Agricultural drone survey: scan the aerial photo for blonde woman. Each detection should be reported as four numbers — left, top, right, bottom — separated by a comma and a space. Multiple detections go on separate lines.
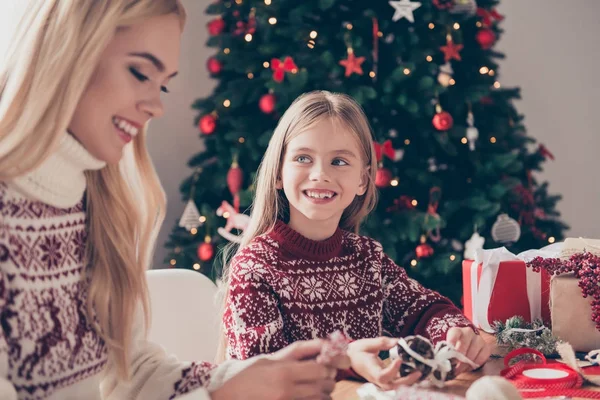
0, 2, 347, 400
221, 91, 491, 390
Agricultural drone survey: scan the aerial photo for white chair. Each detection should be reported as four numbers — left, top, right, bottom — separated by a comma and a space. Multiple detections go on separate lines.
146, 269, 220, 362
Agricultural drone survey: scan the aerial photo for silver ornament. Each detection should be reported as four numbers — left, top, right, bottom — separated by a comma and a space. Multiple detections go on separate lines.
466, 111, 479, 151
491, 214, 521, 244
437, 63, 454, 87
449, 0, 478, 16
179, 199, 201, 231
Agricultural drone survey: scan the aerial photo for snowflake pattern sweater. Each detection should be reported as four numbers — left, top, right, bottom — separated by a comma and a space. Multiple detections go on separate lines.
0, 133, 256, 400
224, 220, 474, 360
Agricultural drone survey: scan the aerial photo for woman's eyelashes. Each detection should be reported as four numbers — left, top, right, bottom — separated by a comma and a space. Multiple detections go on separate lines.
129, 67, 169, 93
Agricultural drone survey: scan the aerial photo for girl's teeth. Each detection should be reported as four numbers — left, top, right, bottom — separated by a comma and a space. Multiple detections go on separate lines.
307, 191, 333, 199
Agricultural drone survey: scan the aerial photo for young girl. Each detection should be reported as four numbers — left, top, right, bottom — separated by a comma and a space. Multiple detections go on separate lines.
0, 2, 347, 399
222, 91, 490, 390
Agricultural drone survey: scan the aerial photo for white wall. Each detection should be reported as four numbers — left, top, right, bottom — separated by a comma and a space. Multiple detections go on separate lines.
149, 0, 600, 267
496, 0, 600, 239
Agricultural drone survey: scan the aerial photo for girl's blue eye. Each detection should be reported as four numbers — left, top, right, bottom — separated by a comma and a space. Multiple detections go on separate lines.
296, 156, 311, 163
332, 158, 348, 166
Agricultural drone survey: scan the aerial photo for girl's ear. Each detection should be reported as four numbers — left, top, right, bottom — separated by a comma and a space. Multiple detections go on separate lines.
357, 166, 369, 196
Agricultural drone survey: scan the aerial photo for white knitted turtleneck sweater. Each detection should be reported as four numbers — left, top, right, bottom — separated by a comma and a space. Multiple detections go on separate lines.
10, 133, 106, 208
0, 134, 255, 400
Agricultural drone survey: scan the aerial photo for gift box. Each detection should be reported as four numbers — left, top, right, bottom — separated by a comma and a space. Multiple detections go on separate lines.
550, 238, 600, 352
462, 245, 559, 333
551, 273, 600, 352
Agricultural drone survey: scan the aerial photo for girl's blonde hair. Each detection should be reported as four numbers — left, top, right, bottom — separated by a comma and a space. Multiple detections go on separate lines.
217, 90, 378, 361
0, 0, 185, 379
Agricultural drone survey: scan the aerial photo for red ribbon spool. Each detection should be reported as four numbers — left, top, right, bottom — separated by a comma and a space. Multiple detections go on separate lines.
501, 348, 581, 389
499, 348, 600, 399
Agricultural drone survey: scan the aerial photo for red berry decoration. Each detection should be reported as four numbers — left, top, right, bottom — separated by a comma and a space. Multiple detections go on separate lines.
207, 57, 223, 75
375, 168, 393, 188
207, 18, 225, 36
386, 196, 416, 212
433, 0, 454, 10
433, 111, 454, 131
480, 96, 494, 105
199, 114, 217, 135
416, 243, 434, 259
198, 239, 214, 261
259, 93, 276, 114
476, 29, 496, 50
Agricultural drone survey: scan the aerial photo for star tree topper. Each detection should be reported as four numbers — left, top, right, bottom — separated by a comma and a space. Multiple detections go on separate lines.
389, 0, 422, 23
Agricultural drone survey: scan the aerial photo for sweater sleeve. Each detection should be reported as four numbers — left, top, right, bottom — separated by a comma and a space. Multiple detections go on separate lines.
0, 256, 18, 400
223, 250, 289, 359
379, 248, 475, 344
100, 308, 260, 400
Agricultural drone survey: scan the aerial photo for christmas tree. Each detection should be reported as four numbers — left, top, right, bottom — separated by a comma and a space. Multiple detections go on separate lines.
164, 0, 568, 304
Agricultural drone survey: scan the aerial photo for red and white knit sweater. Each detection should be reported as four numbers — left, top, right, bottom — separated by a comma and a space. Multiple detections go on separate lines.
224, 220, 474, 360
0, 134, 255, 400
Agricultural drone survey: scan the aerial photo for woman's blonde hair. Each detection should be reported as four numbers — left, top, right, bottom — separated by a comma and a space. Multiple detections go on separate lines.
0, 0, 185, 379
216, 90, 378, 361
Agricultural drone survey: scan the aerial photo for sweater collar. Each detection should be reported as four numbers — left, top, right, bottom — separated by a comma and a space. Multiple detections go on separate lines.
10, 132, 106, 209
268, 219, 344, 261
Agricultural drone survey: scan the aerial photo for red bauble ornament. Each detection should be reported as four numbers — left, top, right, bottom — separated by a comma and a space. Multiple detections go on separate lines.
207, 18, 225, 36
227, 160, 244, 211
207, 57, 223, 75
433, 111, 454, 131
476, 29, 496, 50
198, 240, 214, 261
375, 168, 393, 188
199, 114, 217, 135
416, 243, 434, 259
259, 93, 276, 114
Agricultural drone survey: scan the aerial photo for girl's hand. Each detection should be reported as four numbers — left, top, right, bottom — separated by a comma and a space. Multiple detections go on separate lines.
347, 337, 422, 390
446, 327, 491, 375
